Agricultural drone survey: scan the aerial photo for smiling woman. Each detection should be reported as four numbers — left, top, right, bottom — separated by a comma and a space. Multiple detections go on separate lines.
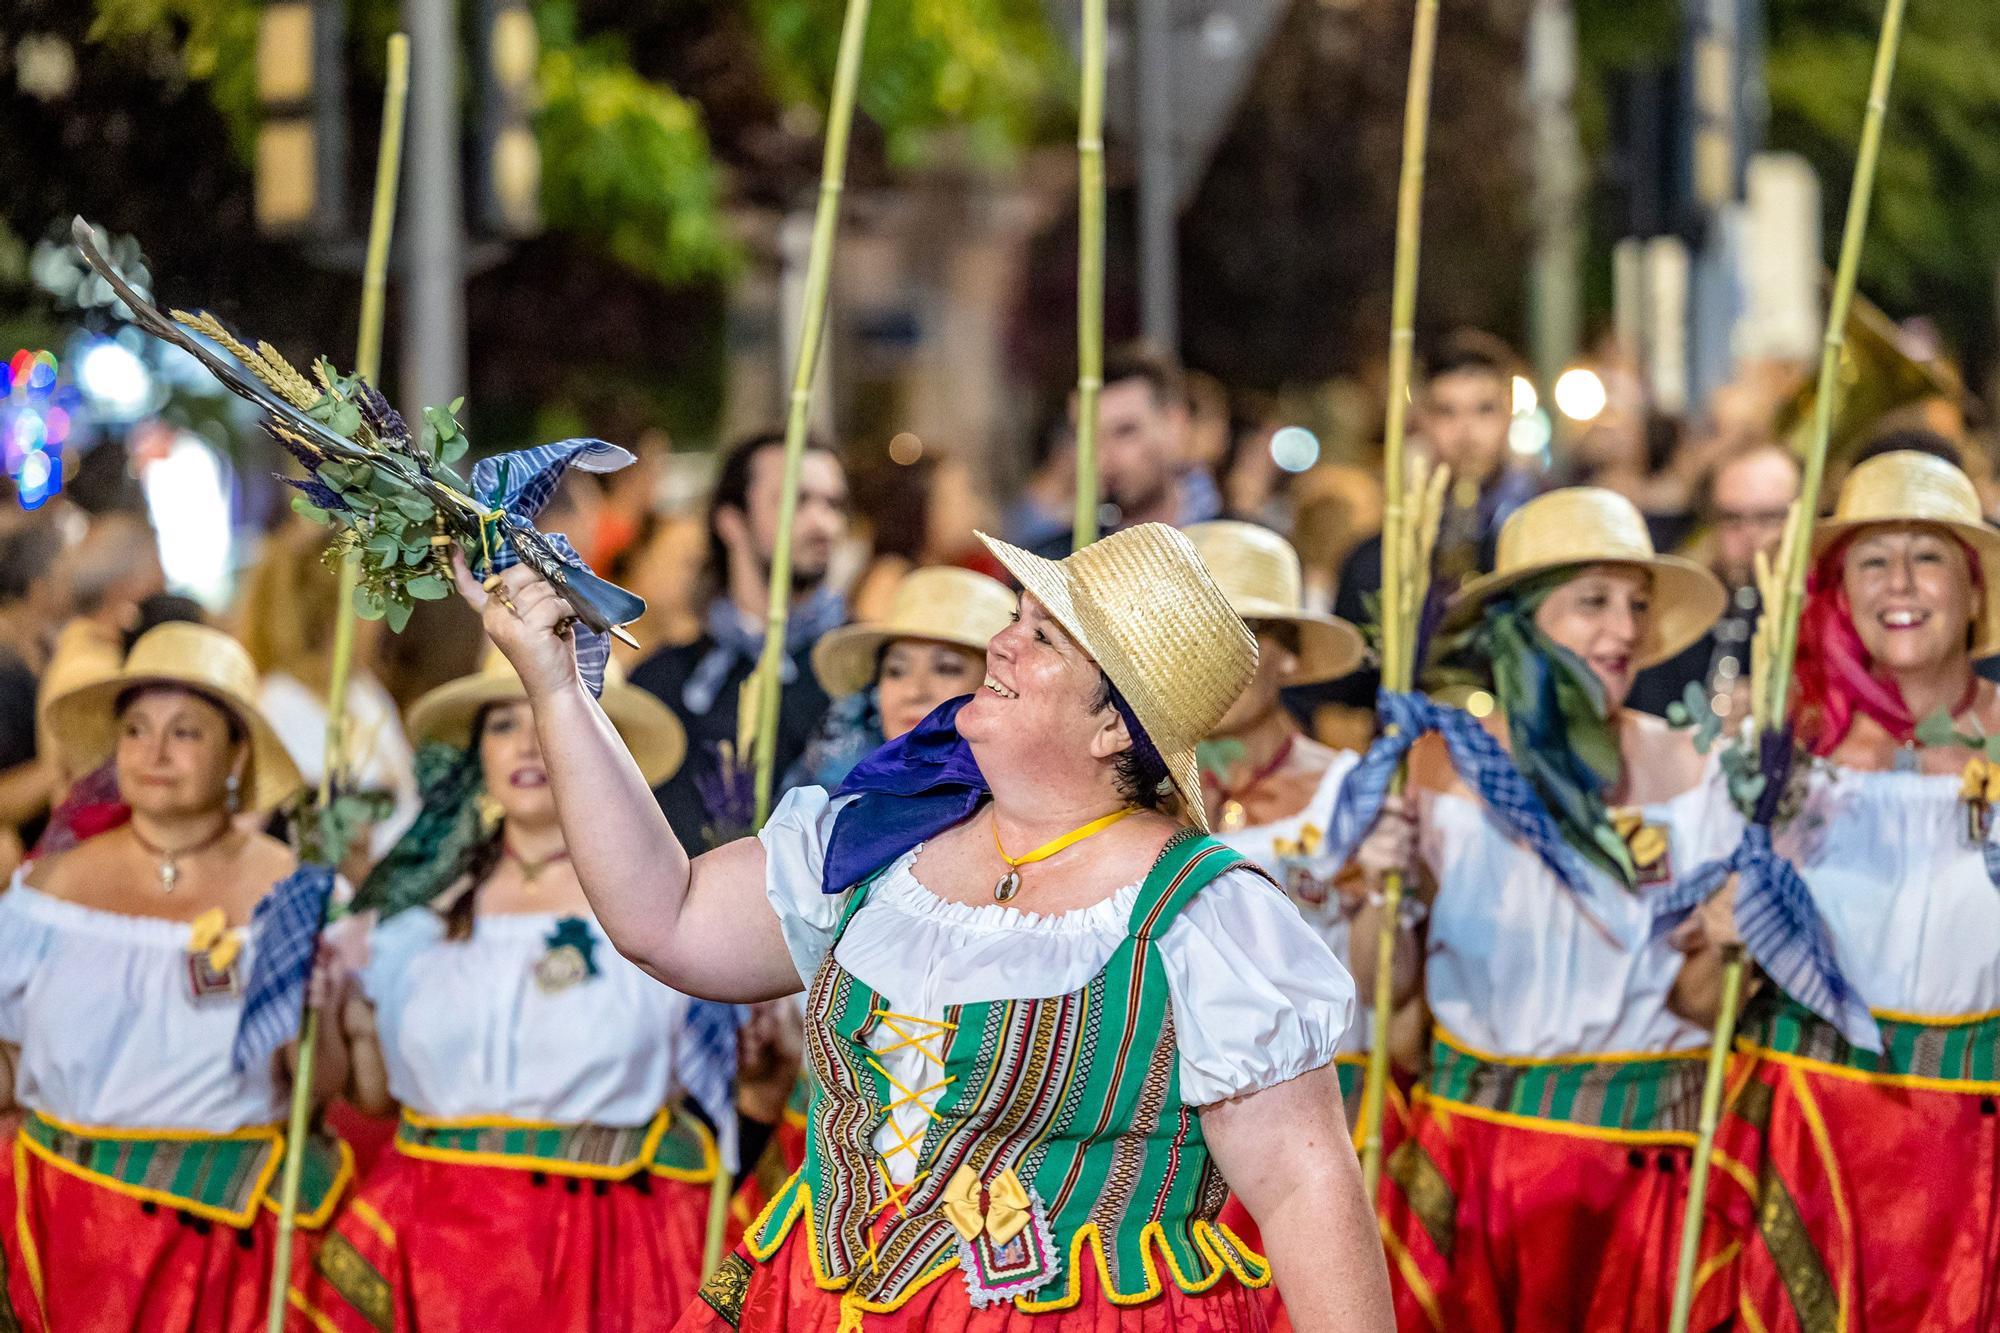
455, 522, 1394, 1333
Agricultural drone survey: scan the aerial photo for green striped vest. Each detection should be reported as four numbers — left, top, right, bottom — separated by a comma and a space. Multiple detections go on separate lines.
745, 831, 1272, 1312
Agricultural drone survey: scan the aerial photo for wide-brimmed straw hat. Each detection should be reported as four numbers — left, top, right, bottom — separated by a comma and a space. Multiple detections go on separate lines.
976, 523, 1257, 833
811, 566, 1015, 698
1815, 449, 2000, 658
1447, 487, 1726, 668
1184, 521, 1364, 683
408, 648, 686, 786
43, 622, 304, 811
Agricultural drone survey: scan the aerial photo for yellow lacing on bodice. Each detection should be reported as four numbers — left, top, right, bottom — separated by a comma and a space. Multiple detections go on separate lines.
860, 1008, 957, 1274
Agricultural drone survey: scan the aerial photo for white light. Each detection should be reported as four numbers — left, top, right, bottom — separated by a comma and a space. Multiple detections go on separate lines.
79, 339, 154, 421
1269, 426, 1320, 474
1511, 375, 1539, 417
17, 451, 50, 491
1509, 410, 1552, 457
142, 432, 233, 607
1554, 367, 1609, 422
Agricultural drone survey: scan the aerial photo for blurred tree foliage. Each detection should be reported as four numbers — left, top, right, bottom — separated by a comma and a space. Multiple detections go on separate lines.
87, 0, 1064, 290
1576, 0, 2000, 377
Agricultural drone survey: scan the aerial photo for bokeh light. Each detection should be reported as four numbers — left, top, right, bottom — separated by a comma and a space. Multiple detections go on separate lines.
142, 432, 234, 605
79, 338, 153, 421
1508, 409, 1553, 457
1269, 425, 1320, 474
888, 431, 923, 465
1511, 375, 1539, 417
1554, 367, 1609, 422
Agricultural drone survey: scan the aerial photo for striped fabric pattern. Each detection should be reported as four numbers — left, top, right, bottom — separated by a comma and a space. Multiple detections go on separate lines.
1742, 996, 2000, 1084
21, 1114, 346, 1225
1425, 1038, 1706, 1136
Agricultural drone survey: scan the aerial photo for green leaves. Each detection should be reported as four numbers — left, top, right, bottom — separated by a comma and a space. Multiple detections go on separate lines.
307, 393, 363, 439
290, 495, 329, 524
1664, 680, 1725, 755
1915, 707, 2000, 760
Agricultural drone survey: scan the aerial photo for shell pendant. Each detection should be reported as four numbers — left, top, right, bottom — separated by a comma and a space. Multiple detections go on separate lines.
993, 871, 1022, 903
158, 860, 180, 893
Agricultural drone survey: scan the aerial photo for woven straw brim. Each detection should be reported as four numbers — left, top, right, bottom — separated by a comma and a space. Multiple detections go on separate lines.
812, 627, 992, 699
408, 676, 687, 787
976, 531, 1256, 833
1812, 516, 2000, 660
45, 673, 303, 813
1232, 597, 1366, 683
1447, 553, 1727, 669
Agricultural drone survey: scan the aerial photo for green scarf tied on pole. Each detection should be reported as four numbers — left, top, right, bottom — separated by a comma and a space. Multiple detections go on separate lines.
1475, 570, 1638, 890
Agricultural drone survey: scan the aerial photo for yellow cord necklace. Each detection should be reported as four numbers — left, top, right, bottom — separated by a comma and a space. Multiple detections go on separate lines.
989, 805, 1138, 903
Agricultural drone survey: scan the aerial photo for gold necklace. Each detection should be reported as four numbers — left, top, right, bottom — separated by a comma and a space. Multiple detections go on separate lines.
129, 818, 233, 893
989, 806, 1139, 903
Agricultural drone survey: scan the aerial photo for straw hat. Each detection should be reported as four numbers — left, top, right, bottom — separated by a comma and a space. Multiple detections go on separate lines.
811, 566, 1015, 698
1814, 449, 2000, 658
407, 649, 686, 787
976, 523, 1257, 833
43, 622, 304, 811
1447, 487, 1726, 667
1184, 521, 1364, 683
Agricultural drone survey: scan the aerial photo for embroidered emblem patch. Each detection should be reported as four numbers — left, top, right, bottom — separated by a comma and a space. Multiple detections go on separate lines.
185, 908, 242, 1000
697, 1250, 754, 1328
1612, 810, 1674, 888
942, 1165, 1060, 1307
534, 916, 600, 994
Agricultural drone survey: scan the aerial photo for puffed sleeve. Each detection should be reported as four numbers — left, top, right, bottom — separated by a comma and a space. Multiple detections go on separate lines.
360, 908, 446, 1045
1158, 866, 1354, 1106
758, 785, 859, 985
0, 877, 54, 1046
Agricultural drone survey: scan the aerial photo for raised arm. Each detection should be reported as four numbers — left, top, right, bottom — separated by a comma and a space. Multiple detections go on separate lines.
455, 559, 802, 1001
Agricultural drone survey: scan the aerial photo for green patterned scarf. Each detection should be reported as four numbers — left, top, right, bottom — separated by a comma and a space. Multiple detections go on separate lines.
354, 742, 489, 920
1476, 572, 1638, 889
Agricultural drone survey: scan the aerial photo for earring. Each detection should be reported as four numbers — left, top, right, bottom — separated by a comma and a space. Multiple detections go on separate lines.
225, 772, 242, 813
474, 790, 504, 831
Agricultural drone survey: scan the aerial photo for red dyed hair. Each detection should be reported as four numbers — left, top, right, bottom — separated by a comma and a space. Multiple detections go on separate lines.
1792, 531, 1984, 755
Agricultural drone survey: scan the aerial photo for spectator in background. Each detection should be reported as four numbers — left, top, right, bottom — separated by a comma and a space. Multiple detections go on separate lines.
0, 524, 66, 876
1312, 332, 1537, 718
237, 521, 420, 873
1628, 442, 1802, 719
1029, 344, 1221, 557
629, 431, 850, 849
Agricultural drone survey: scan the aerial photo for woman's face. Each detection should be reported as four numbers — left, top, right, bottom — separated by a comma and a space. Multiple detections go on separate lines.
1210, 626, 1295, 736
478, 700, 557, 828
115, 687, 245, 819
1532, 564, 1653, 710
876, 638, 984, 742
956, 593, 1127, 770
1842, 523, 1977, 678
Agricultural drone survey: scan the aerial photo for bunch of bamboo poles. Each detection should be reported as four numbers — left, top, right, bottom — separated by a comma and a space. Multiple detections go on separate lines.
265, 33, 411, 1333
1665, 2, 1909, 1328
1356, 0, 1443, 1206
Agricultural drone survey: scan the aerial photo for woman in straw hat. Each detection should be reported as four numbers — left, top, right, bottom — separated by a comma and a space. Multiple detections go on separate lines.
794, 565, 1017, 788
0, 622, 349, 1333
453, 523, 1392, 1332
1674, 449, 2000, 1333
1353, 487, 1742, 1332
291, 650, 739, 1332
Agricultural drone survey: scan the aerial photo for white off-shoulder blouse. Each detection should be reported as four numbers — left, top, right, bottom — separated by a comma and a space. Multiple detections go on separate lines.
0, 877, 284, 1132
759, 786, 1355, 1185
363, 906, 693, 1127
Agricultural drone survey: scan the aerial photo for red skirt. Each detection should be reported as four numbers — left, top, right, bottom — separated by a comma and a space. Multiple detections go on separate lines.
1377, 1090, 1734, 1333
1, 1134, 316, 1333
1721, 1049, 2000, 1332
288, 1148, 713, 1332
674, 1226, 1273, 1333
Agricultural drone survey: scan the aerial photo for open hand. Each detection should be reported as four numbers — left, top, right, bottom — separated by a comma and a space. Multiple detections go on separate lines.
451, 551, 581, 702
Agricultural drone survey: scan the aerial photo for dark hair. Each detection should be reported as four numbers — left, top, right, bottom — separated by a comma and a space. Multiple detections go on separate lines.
127, 593, 208, 651
442, 702, 510, 942
1090, 672, 1170, 810
113, 683, 246, 746
704, 429, 837, 588
0, 524, 61, 605
1101, 343, 1184, 411
1248, 619, 1303, 658
1853, 427, 1963, 470
1423, 329, 1517, 386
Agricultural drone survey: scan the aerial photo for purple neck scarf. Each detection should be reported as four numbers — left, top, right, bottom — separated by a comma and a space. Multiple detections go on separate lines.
822, 696, 986, 894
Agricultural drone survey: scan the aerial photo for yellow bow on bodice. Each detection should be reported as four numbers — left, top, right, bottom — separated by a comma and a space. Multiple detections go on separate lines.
940, 1165, 1032, 1247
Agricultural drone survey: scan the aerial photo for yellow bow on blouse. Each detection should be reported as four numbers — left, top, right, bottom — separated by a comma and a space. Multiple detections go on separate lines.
1610, 810, 1668, 872
1272, 824, 1324, 862
187, 907, 242, 974
940, 1165, 1032, 1247
1962, 757, 2000, 805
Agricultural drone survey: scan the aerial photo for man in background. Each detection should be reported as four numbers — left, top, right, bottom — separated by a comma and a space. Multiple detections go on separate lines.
629, 431, 850, 849
1628, 442, 1801, 718
1029, 344, 1221, 557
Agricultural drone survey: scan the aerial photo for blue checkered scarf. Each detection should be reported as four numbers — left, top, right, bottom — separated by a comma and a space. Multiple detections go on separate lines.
471, 438, 633, 697
1323, 690, 1640, 951
231, 863, 338, 1072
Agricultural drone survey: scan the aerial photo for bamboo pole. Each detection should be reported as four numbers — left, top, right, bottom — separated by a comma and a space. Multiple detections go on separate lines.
267, 35, 410, 1332
748, 0, 872, 832
1071, 0, 1108, 550
1358, 0, 1441, 1206
1666, 3, 1907, 1327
